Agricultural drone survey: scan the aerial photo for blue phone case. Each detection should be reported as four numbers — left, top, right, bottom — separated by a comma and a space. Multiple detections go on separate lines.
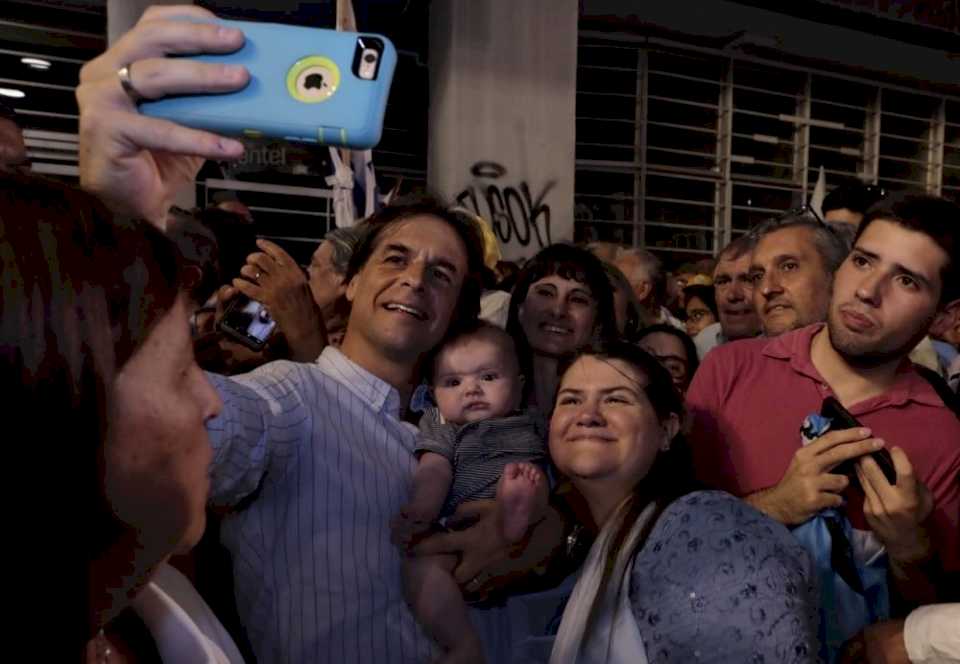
139, 19, 396, 149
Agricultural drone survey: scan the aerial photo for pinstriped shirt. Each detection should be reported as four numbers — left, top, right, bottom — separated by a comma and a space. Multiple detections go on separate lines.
205, 348, 439, 663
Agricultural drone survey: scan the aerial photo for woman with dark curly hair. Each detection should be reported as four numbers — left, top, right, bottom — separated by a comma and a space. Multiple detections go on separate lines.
506, 243, 618, 414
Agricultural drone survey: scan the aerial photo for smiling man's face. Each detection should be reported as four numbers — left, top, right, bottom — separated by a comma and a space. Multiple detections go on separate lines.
343, 215, 468, 365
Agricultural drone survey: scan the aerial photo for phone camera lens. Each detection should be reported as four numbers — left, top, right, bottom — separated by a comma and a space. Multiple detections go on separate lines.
358, 48, 380, 80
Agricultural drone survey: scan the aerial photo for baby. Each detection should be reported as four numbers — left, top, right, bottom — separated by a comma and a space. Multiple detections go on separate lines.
391, 322, 548, 664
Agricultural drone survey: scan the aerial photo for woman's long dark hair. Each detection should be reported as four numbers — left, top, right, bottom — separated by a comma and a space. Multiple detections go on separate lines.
554, 341, 695, 635
0, 173, 184, 656
506, 244, 618, 403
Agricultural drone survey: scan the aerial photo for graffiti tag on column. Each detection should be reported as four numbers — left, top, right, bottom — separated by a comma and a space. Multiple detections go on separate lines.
455, 161, 555, 249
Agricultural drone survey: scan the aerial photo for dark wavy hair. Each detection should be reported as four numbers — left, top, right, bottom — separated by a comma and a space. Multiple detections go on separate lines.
857, 192, 960, 306
506, 244, 618, 401
345, 192, 485, 338
0, 173, 185, 656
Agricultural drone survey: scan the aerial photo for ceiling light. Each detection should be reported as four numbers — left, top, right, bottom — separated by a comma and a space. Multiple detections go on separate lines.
21, 57, 51, 70
0, 88, 25, 99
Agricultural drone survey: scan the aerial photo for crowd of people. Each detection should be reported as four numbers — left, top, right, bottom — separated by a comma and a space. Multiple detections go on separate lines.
2, 5, 959, 664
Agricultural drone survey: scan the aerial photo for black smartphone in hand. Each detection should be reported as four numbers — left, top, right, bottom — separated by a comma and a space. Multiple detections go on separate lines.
218, 294, 277, 351
820, 396, 897, 485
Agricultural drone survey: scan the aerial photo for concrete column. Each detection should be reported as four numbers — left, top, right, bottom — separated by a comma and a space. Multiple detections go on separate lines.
108, 0, 189, 45
427, 0, 578, 260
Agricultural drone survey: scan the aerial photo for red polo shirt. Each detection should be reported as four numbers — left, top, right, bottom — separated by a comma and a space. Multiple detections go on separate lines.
687, 323, 960, 571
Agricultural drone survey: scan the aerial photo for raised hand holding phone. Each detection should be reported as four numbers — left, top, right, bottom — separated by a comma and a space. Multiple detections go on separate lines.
231, 239, 326, 361
77, 5, 248, 225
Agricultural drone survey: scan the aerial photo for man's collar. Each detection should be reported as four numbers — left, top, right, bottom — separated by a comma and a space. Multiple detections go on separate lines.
761, 323, 824, 382
316, 346, 402, 415
761, 323, 945, 409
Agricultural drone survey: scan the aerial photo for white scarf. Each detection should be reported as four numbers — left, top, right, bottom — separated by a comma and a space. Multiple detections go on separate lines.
549, 501, 657, 664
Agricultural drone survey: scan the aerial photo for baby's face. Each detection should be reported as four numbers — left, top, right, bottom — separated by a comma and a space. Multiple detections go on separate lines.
433, 336, 522, 425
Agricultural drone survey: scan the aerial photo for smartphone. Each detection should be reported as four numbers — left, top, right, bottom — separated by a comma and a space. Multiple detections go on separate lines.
820, 396, 897, 485
139, 19, 397, 149
218, 294, 277, 351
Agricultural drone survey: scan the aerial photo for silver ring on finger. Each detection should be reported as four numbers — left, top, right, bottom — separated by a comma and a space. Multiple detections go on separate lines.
117, 64, 145, 104
254, 271, 262, 281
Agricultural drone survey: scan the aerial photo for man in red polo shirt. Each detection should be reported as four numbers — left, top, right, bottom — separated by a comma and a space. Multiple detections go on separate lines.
688, 193, 960, 603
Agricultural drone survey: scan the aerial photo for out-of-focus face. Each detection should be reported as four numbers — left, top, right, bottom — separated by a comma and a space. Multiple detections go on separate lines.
518, 274, 598, 357
106, 295, 223, 555
549, 355, 673, 503
0, 118, 26, 168
828, 219, 951, 366
615, 255, 653, 307
432, 332, 523, 425
638, 331, 691, 392
343, 216, 467, 366
684, 295, 716, 338
751, 226, 833, 337
930, 302, 960, 346
308, 241, 346, 313
713, 252, 760, 340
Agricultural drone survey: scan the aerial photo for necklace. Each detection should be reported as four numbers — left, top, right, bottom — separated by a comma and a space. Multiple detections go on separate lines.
94, 629, 113, 664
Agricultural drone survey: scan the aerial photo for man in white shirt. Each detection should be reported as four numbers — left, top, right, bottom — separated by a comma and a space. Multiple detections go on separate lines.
206, 197, 564, 662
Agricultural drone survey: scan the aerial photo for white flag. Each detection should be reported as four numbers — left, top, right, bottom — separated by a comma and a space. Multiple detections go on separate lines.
810, 165, 827, 219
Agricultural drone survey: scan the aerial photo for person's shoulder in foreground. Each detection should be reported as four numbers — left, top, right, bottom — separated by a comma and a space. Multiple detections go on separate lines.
630, 490, 819, 664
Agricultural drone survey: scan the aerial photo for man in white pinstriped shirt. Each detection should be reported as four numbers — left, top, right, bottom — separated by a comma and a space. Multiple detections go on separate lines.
205, 196, 565, 663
